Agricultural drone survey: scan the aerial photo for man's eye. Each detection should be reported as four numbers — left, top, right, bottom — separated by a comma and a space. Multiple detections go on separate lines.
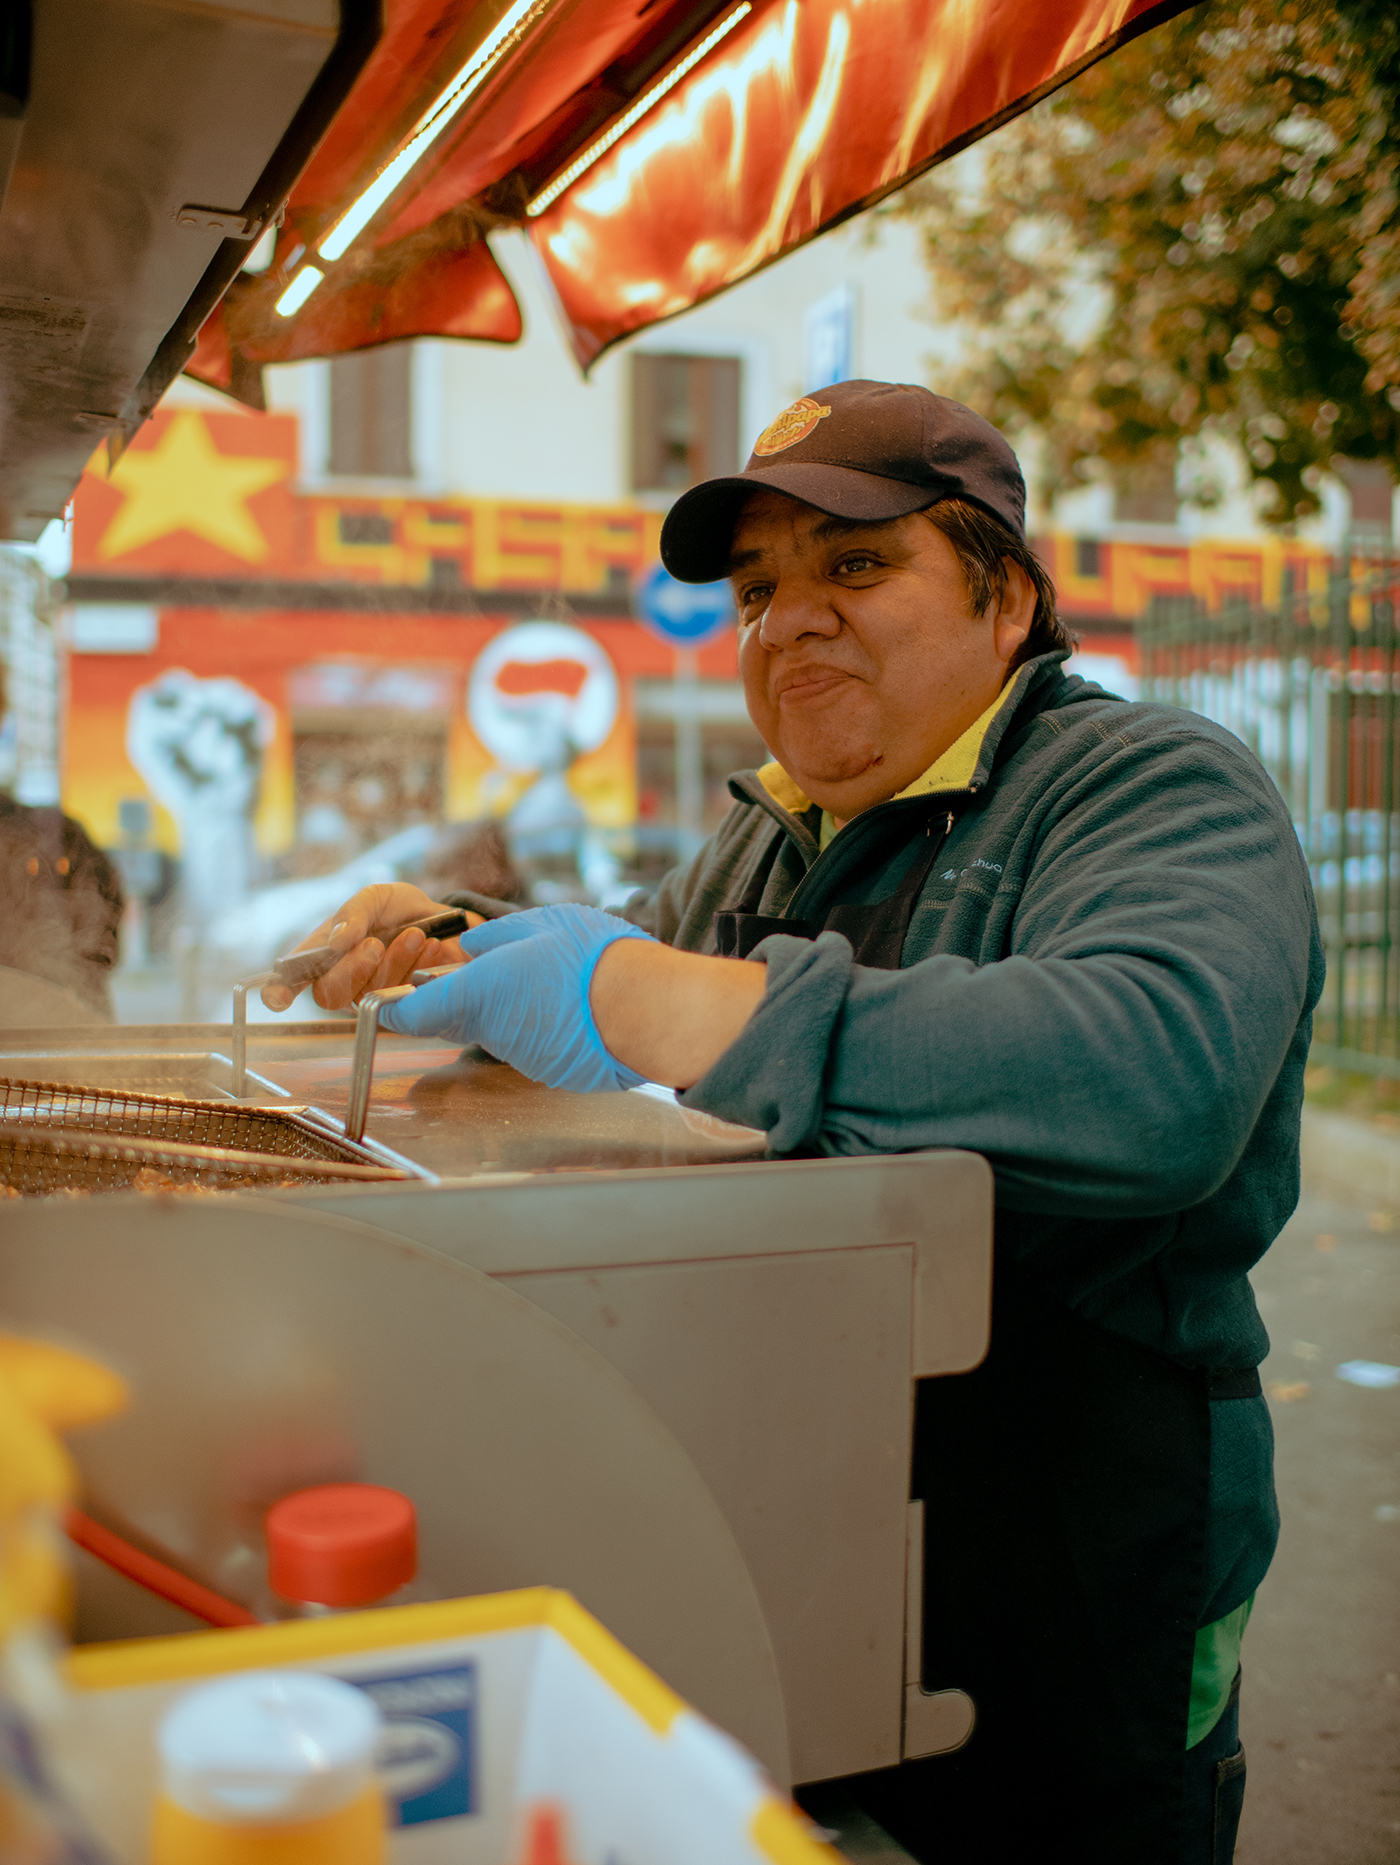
837, 554, 879, 574
738, 585, 772, 611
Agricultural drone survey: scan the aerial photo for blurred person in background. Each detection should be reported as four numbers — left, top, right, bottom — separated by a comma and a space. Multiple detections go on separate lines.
414, 821, 526, 910
0, 663, 122, 1020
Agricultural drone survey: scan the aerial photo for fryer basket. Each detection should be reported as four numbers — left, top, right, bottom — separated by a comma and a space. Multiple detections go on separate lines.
0, 1075, 415, 1195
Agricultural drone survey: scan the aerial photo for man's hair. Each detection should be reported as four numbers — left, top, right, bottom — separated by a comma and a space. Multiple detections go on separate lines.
922, 499, 1073, 668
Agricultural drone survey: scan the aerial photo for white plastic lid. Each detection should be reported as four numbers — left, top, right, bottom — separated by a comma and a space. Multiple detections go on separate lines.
158, 1671, 380, 1825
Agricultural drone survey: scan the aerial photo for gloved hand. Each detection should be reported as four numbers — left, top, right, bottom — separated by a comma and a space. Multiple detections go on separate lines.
376, 903, 654, 1093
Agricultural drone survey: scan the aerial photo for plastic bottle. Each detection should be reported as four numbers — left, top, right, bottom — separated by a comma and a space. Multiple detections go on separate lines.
0, 1332, 126, 1862
263, 1484, 421, 1618
150, 1670, 384, 1864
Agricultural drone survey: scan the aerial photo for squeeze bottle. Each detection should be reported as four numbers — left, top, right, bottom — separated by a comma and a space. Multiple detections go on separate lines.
264, 1483, 420, 1617
150, 1669, 384, 1864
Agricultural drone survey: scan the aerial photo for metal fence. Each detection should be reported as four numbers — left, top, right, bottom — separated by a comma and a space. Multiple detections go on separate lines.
1137, 561, 1400, 1078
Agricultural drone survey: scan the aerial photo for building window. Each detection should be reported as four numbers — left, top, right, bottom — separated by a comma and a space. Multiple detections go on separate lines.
631, 354, 741, 493
329, 344, 413, 479
1113, 451, 1178, 526
1074, 537, 1102, 579
1335, 457, 1394, 553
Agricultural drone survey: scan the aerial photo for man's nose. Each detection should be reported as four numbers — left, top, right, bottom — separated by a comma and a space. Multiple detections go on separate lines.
757, 578, 840, 649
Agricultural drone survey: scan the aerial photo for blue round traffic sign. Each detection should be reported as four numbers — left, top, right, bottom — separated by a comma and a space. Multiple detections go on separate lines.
633, 562, 735, 646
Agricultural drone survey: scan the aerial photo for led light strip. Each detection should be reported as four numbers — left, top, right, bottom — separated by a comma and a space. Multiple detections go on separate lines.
274, 265, 324, 317
276, 0, 560, 317
525, 1, 751, 218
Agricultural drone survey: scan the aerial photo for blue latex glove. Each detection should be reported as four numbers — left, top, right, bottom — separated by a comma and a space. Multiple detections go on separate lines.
375, 903, 654, 1093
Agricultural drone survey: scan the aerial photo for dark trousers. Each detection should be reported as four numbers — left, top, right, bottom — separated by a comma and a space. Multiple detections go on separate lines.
798, 1668, 1248, 1864
1181, 1668, 1246, 1865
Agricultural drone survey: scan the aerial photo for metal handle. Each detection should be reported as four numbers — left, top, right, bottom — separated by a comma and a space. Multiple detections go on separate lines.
230, 973, 272, 1098
232, 982, 249, 1097
345, 986, 415, 1144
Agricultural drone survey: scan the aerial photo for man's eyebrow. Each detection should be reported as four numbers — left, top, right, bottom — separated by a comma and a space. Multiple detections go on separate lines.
728, 514, 904, 573
810, 514, 901, 542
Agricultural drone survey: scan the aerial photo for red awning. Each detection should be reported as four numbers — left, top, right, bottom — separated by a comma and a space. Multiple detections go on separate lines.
191, 0, 1192, 398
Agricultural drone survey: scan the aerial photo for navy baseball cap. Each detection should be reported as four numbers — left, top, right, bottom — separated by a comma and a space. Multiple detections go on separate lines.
660, 379, 1027, 583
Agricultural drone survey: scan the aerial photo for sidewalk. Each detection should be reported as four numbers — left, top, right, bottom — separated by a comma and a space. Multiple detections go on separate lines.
1234, 1111, 1400, 1865
1301, 1104, 1400, 1209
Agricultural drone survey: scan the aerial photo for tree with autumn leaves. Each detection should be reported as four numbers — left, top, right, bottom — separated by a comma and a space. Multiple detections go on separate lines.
888, 0, 1400, 527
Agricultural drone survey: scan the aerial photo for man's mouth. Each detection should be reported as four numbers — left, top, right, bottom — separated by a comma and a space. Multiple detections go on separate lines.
773, 665, 852, 703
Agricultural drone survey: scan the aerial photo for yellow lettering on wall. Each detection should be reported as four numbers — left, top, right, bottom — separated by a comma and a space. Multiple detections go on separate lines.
471, 506, 563, 588
402, 508, 472, 585
314, 503, 421, 584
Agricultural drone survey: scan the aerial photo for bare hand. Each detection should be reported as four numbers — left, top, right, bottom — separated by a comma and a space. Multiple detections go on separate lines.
259, 883, 480, 1012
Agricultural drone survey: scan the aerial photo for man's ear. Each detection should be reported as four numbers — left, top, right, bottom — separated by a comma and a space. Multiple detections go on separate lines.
992, 562, 1037, 667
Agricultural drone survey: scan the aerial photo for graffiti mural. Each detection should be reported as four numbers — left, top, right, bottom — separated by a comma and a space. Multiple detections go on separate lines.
126, 671, 274, 922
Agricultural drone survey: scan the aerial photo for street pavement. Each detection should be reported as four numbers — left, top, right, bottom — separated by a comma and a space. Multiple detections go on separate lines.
1236, 1185, 1400, 1865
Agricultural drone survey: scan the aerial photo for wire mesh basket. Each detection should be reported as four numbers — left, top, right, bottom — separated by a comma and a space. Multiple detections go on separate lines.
0, 1075, 414, 1196
0, 1128, 412, 1197
0, 1076, 366, 1157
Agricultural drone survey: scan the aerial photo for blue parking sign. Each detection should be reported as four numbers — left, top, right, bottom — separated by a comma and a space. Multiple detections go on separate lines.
634, 562, 735, 646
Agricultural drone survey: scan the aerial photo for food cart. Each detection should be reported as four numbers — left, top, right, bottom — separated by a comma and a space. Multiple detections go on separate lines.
0, 0, 1192, 1851
0, 1016, 991, 1789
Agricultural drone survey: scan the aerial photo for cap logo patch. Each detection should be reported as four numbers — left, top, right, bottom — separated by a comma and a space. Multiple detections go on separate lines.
753, 396, 832, 456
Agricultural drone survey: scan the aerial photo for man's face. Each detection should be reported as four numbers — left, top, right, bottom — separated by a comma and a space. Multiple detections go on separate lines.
730, 490, 1034, 821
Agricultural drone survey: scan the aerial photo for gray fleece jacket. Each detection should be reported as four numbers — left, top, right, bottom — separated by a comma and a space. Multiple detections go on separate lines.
616, 650, 1325, 1622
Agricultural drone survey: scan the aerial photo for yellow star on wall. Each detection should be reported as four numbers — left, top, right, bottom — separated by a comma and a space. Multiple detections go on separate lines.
97, 411, 288, 564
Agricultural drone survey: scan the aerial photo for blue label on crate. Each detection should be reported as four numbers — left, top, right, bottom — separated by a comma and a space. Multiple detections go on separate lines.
355, 1662, 477, 1825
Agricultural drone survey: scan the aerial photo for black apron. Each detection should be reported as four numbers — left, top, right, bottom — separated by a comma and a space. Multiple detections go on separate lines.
721, 812, 1235, 1865
715, 808, 956, 967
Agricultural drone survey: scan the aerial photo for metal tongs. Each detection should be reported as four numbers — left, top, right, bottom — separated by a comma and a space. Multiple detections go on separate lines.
231, 909, 470, 1098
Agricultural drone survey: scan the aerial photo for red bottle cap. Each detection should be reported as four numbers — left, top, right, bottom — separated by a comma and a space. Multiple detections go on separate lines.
265, 1483, 417, 1608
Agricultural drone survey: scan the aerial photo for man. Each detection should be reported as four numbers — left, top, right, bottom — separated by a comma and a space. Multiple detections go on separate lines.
266, 382, 1322, 1864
